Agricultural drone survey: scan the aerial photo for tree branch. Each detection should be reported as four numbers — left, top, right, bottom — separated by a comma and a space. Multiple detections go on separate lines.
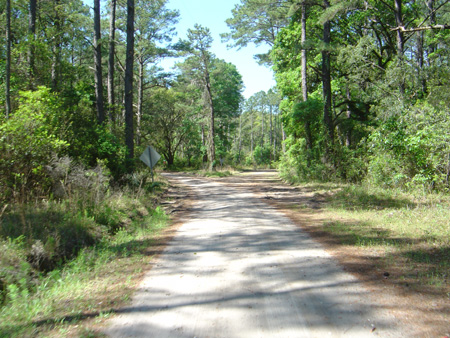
391, 24, 450, 33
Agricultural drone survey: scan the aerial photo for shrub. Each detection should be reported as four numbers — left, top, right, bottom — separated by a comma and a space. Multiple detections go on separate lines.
0, 87, 69, 203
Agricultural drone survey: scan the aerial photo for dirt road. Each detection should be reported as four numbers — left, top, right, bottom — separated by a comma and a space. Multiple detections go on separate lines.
104, 172, 409, 337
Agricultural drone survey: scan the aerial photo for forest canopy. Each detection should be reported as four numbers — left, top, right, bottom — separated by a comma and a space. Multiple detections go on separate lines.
2, 0, 450, 201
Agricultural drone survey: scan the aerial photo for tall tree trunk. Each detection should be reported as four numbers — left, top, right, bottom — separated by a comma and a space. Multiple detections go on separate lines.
274, 113, 277, 157
269, 104, 273, 161
416, 31, 427, 94
94, 0, 105, 124
28, 0, 37, 88
51, 0, 61, 91
5, 0, 11, 118
108, 0, 116, 123
251, 109, 254, 155
322, 0, 334, 148
426, 0, 436, 67
394, 0, 405, 95
125, 0, 135, 168
136, 59, 144, 146
203, 53, 215, 171
261, 104, 264, 148
345, 82, 352, 147
301, 1, 312, 150
201, 125, 207, 163
238, 113, 242, 162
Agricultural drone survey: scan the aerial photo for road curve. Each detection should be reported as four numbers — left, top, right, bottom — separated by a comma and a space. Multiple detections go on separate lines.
103, 173, 407, 338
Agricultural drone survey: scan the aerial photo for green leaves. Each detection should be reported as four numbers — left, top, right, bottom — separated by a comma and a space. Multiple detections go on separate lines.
0, 87, 69, 202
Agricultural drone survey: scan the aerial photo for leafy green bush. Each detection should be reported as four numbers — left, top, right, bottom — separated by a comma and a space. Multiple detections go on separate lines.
366, 102, 450, 191
253, 145, 272, 165
0, 87, 69, 202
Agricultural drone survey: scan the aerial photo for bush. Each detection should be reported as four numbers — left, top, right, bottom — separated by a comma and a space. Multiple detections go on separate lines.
0, 87, 69, 203
253, 145, 272, 165
366, 103, 450, 191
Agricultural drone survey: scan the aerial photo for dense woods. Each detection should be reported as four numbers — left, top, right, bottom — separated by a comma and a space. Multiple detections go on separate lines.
224, 0, 450, 191
1, 1, 450, 335
2, 0, 449, 203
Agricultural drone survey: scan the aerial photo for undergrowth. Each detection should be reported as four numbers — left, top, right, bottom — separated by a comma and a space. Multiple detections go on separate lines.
0, 168, 169, 338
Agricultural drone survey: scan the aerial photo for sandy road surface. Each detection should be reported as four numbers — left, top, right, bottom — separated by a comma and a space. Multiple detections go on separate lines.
104, 173, 409, 337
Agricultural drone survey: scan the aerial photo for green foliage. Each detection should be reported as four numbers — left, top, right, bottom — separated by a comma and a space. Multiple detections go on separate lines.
253, 145, 272, 165
0, 87, 69, 202
367, 102, 450, 191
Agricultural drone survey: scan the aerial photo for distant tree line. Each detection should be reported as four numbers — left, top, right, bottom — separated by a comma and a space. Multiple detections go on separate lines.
225, 0, 450, 191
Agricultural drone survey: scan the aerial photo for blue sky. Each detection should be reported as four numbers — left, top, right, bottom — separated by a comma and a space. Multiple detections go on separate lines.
83, 0, 275, 99
160, 0, 276, 99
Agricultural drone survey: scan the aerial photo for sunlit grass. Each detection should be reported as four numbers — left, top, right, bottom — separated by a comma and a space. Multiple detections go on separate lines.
320, 184, 450, 291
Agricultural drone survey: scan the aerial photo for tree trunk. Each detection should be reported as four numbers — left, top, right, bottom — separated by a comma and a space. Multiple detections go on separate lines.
28, 0, 37, 88
301, 1, 312, 151
203, 53, 215, 171
94, 0, 105, 124
269, 104, 273, 161
5, 0, 11, 118
251, 109, 254, 155
125, 0, 135, 169
261, 104, 264, 148
201, 124, 208, 163
345, 82, 352, 147
322, 0, 334, 147
238, 113, 242, 162
394, 0, 405, 95
416, 31, 427, 94
137, 59, 144, 146
426, 0, 436, 67
108, 0, 116, 123
274, 113, 277, 158
51, 0, 61, 91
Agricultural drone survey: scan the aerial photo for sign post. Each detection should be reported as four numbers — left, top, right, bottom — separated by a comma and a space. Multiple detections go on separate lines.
139, 146, 161, 183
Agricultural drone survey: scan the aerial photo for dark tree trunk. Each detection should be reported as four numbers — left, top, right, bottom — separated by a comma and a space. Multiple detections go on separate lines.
136, 59, 144, 146
301, 1, 312, 151
108, 0, 116, 123
394, 0, 405, 95
416, 31, 427, 95
28, 0, 37, 87
426, 0, 436, 67
238, 113, 242, 162
202, 53, 215, 171
345, 82, 352, 147
201, 125, 208, 163
94, 0, 105, 124
269, 104, 273, 160
251, 109, 254, 154
5, 0, 11, 118
51, 0, 61, 91
322, 0, 334, 146
125, 0, 135, 168
261, 104, 264, 148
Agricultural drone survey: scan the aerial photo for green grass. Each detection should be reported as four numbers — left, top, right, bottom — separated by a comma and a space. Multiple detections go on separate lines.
0, 178, 169, 338
201, 170, 233, 177
321, 184, 450, 291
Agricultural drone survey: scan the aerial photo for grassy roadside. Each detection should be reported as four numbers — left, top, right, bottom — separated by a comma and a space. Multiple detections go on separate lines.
285, 181, 450, 297
321, 184, 450, 293
0, 175, 171, 338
